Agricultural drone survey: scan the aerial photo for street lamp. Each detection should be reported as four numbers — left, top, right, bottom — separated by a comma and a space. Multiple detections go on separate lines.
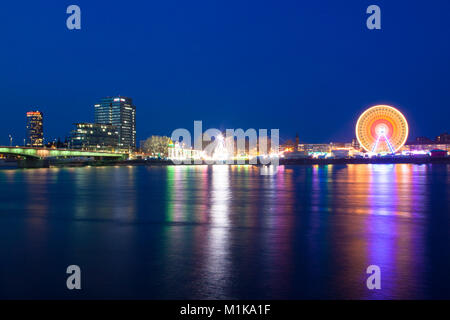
8, 135, 12, 147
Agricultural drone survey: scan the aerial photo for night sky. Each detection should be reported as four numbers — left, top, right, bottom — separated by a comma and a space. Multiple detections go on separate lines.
1, 0, 449, 145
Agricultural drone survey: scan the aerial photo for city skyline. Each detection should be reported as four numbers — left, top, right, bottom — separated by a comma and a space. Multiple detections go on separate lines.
1, 1, 450, 145
8, 101, 449, 150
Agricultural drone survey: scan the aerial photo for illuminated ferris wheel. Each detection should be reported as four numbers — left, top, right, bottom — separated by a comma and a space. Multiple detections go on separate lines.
356, 105, 409, 154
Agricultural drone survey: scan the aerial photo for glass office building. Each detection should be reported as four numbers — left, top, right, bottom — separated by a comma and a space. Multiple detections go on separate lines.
94, 96, 136, 150
26, 111, 44, 147
70, 123, 119, 151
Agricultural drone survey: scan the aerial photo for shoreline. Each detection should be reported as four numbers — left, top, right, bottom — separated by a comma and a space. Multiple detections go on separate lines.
280, 157, 450, 165
1, 156, 449, 169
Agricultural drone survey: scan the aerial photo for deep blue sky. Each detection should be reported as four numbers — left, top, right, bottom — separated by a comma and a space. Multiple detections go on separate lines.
1, 0, 449, 145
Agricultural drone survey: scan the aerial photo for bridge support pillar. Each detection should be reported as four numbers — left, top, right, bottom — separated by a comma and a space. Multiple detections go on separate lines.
18, 159, 50, 168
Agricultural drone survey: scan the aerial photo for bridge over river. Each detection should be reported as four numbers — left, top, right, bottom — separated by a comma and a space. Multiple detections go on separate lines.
0, 146, 128, 167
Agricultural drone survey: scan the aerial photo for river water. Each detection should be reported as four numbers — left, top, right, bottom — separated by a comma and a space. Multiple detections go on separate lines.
0, 164, 449, 299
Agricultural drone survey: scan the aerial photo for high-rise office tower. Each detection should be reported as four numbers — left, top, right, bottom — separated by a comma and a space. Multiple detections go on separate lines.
26, 111, 44, 147
94, 96, 136, 150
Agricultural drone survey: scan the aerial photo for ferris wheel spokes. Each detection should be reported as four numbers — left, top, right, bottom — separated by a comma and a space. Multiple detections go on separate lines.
372, 134, 395, 154
372, 135, 381, 153
384, 134, 395, 153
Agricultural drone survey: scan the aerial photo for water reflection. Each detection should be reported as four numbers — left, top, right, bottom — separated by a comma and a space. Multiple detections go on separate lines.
323, 164, 428, 299
204, 166, 232, 298
210, 165, 231, 226
0, 164, 448, 299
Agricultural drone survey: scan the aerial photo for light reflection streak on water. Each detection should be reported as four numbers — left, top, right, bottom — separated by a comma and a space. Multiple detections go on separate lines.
362, 164, 426, 299
210, 165, 230, 227
195, 165, 209, 223
165, 165, 193, 223
204, 165, 231, 297
24, 169, 49, 218
161, 166, 190, 298
311, 165, 320, 213
165, 165, 233, 298
165, 166, 175, 221
72, 167, 137, 222
369, 164, 397, 216
173, 166, 186, 222
262, 166, 296, 296
232, 165, 253, 227
364, 164, 398, 298
23, 169, 49, 252
73, 167, 93, 220
114, 166, 137, 221
305, 164, 429, 299
311, 165, 332, 214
